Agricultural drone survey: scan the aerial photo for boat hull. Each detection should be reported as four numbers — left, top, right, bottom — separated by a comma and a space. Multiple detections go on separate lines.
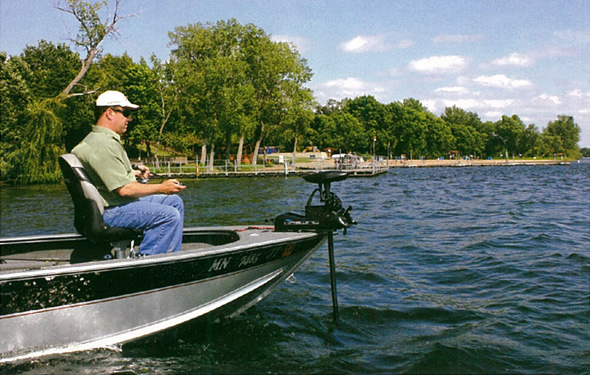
0, 227, 326, 363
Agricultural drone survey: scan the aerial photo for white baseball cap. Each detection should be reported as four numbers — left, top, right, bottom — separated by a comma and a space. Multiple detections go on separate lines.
96, 90, 139, 109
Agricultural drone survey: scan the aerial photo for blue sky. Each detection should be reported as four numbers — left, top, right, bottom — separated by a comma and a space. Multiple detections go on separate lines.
2, 0, 589, 146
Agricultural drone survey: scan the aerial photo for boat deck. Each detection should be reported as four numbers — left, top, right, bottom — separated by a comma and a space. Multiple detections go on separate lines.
0, 226, 321, 275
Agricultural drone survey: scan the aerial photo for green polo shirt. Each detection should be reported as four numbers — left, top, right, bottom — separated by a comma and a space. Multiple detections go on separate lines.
72, 126, 138, 207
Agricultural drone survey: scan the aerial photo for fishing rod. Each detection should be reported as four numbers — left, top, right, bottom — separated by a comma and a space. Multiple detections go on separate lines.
132, 164, 185, 185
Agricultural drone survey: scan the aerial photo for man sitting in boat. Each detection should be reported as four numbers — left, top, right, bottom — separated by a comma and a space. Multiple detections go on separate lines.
72, 90, 186, 255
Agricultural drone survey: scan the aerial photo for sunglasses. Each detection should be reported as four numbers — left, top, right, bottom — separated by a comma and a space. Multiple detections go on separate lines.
110, 107, 133, 118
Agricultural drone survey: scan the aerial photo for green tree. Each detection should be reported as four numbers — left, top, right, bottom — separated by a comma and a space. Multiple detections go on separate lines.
541, 115, 581, 158
1, 1, 137, 184
15, 41, 94, 152
280, 87, 315, 153
123, 58, 161, 158
149, 54, 179, 164
1, 53, 33, 181
344, 96, 389, 154
94, 53, 136, 91
169, 19, 253, 163
308, 112, 337, 150
441, 105, 484, 157
243, 26, 313, 164
20, 41, 81, 98
1, 42, 87, 183
495, 115, 526, 158
424, 115, 455, 159
520, 124, 541, 157
169, 19, 313, 165
309, 102, 367, 153
332, 112, 366, 152
476, 120, 500, 157
390, 99, 430, 158
17, 99, 66, 184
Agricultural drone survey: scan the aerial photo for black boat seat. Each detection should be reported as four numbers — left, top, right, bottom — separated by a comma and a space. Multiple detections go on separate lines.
59, 154, 141, 258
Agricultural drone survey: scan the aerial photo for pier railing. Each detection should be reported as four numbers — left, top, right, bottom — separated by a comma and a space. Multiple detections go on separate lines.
138, 156, 389, 178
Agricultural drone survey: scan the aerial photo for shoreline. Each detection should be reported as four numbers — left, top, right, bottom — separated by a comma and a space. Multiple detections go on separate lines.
388, 158, 570, 168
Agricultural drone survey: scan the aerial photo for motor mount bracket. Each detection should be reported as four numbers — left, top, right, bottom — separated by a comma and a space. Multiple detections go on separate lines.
275, 171, 356, 232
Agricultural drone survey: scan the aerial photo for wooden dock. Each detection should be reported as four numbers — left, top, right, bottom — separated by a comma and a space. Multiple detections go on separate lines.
147, 161, 389, 179
154, 167, 388, 179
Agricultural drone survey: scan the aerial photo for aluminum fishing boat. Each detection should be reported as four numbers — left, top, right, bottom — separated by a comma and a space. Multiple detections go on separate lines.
0, 155, 355, 363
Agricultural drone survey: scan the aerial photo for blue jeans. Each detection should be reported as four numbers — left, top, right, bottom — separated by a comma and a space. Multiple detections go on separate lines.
103, 195, 184, 255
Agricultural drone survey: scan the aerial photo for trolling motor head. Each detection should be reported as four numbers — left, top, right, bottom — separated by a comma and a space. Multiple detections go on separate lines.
275, 171, 356, 232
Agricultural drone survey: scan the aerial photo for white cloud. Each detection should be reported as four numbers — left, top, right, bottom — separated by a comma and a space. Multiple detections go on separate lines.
485, 99, 515, 108
434, 86, 470, 94
538, 94, 561, 105
432, 34, 486, 44
484, 111, 503, 119
473, 74, 533, 89
314, 77, 386, 102
492, 53, 533, 67
568, 89, 590, 98
423, 98, 514, 113
339, 35, 413, 53
271, 34, 310, 53
409, 55, 467, 74
339, 35, 390, 53
449, 99, 483, 109
421, 99, 437, 111
323, 77, 365, 91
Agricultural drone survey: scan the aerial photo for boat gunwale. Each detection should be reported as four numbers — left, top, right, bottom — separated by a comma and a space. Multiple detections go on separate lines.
0, 226, 325, 281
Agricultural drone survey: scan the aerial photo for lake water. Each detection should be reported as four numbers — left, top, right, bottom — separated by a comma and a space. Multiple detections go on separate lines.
1, 162, 589, 374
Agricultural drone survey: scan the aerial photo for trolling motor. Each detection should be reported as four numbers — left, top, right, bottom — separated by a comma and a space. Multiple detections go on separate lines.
274, 171, 356, 232
275, 171, 356, 324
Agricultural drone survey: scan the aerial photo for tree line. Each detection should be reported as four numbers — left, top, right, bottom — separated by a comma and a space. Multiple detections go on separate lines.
1, 15, 582, 184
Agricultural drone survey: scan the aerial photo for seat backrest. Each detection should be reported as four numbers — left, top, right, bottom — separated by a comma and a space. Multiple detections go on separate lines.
59, 154, 139, 243
59, 154, 107, 237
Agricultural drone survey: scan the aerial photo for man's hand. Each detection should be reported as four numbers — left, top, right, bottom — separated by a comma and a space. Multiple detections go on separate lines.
160, 179, 186, 194
118, 178, 186, 198
133, 164, 151, 182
